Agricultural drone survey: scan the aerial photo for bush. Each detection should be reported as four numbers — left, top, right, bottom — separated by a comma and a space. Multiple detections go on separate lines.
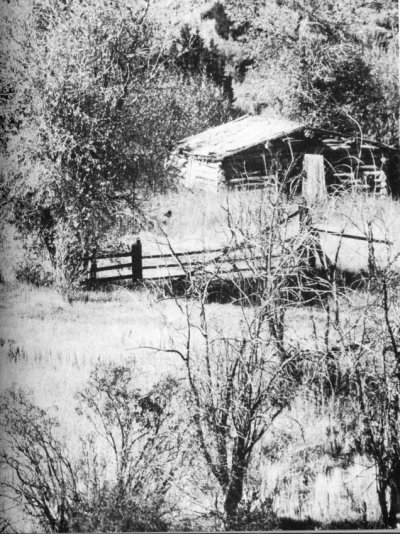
230, 497, 279, 531
15, 252, 54, 287
0, 366, 184, 532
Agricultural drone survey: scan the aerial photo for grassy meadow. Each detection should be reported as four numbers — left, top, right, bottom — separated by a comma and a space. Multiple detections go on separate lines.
0, 284, 381, 530
2, 189, 399, 530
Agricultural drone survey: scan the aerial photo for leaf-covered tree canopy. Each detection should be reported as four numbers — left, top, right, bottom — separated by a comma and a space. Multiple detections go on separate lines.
0, 0, 233, 276
223, 0, 399, 143
0, 0, 398, 282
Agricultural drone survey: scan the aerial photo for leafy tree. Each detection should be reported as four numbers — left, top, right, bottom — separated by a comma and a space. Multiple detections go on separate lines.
202, 2, 231, 40
296, 44, 385, 136
1, 0, 156, 273
1, 0, 233, 282
224, 0, 399, 143
169, 25, 232, 99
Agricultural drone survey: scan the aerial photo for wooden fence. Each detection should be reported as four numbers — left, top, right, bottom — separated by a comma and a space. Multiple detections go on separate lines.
88, 240, 250, 286
86, 211, 393, 287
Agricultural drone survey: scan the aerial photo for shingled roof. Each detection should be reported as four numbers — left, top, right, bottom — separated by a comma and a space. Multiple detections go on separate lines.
176, 115, 304, 160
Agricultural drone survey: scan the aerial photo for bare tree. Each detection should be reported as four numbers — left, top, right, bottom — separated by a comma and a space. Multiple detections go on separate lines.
342, 273, 400, 528
151, 183, 319, 528
75, 364, 183, 531
0, 388, 79, 532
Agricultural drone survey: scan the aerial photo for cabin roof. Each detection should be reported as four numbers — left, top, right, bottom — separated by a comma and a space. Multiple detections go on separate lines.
175, 115, 399, 160
176, 115, 304, 160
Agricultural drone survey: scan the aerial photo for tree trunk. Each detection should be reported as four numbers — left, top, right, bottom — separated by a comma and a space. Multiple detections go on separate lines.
224, 474, 244, 529
224, 445, 246, 530
389, 477, 400, 528
377, 482, 389, 527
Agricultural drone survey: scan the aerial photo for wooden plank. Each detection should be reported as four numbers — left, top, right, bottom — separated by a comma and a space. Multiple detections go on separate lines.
142, 247, 227, 260
142, 273, 185, 282
96, 262, 132, 273
143, 265, 303, 281
142, 262, 188, 270
360, 165, 380, 170
312, 227, 392, 245
84, 251, 131, 261
94, 232, 292, 266
97, 274, 137, 283
303, 154, 327, 204
89, 249, 97, 288
131, 239, 143, 282
194, 173, 219, 179
229, 180, 266, 186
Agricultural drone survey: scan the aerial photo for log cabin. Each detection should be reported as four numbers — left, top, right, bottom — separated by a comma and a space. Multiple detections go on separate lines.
168, 115, 400, 198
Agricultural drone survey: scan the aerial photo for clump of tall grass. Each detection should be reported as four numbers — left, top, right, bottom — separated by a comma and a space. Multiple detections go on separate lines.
139, 187, 299, 252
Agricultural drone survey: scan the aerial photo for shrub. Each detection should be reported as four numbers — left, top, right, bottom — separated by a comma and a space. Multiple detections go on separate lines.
1, 366, 184, 532
15, 251, 54, 287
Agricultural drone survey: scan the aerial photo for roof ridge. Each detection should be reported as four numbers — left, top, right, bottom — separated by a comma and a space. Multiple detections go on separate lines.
175, 115, 304, 159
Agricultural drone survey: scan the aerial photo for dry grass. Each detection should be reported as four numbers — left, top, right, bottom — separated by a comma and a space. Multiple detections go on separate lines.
0, 284, 179, 407
133, 190, 400, 284
136, 187, 300, 256
0, 280, 383, 529
0, 282, 248, 411
2, 189, 397, 529
256, 402, 380, 526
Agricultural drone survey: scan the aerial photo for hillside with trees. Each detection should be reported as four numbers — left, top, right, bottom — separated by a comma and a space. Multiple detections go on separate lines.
1, 0, 398, 276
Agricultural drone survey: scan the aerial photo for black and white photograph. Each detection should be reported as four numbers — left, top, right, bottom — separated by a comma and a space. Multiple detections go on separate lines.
0, 0, 399, 531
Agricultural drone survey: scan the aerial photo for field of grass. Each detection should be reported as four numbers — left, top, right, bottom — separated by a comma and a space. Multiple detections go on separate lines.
2, 190, 399, 530
0, 283, 380, 530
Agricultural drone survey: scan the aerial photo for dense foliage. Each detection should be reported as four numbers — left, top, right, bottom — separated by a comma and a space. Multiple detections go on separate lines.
1, 0, 398, 280
223, 0, 399, 143
0, 0, 233, 278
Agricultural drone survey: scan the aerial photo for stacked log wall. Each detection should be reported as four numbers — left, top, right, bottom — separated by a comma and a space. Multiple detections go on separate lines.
170, 130, 399, 196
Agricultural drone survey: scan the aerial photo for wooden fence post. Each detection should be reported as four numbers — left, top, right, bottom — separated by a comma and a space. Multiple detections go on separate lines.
367, 221, 377, 278
299, 200, 317, 269
89, 248, 97, 289
131, 239, 143, 282
302, 154, 327, 205
299, 202, 311, 234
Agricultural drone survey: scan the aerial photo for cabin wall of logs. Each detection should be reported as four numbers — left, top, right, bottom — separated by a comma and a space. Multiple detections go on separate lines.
168, 127, 399, 195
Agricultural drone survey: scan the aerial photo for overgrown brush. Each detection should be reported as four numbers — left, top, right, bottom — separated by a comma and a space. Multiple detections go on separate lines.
0, 365, 187, 532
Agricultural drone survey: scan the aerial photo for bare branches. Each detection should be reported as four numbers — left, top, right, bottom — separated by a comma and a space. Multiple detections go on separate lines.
1, 366, 185, 532
0, 389, 80, 533
148, 186, 316, 528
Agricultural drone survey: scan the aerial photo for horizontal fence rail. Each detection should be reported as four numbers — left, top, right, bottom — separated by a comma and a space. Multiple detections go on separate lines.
142, 246, 228, 259
311, 227, 393, 245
